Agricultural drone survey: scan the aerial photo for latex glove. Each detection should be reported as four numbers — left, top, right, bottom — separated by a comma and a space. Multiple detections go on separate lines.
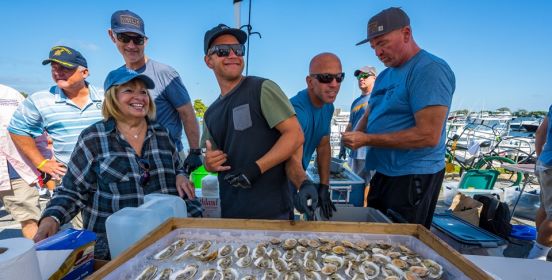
183, 149, 203, 175
338, 144, 347, 160
223, 162, 261, 189
294, 180, 319, 219
318, 184, 337, 219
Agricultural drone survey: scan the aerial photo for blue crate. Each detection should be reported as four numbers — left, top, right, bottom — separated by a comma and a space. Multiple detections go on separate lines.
307, 165, 366, 207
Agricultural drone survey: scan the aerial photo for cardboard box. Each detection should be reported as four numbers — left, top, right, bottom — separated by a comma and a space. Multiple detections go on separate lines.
198, 196, 221, 218
90, 218, 492, 280
35, 228, 96, 280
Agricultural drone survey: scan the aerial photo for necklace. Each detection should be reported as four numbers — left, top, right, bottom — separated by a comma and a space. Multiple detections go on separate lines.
118, 122, 146, 140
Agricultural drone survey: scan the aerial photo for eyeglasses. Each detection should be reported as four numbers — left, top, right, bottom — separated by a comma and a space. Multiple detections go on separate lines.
138, 158, 150, 187
310, 73, 345, 84
207, 44, 245, 57
356, 72, 374, 80
116, 33, 146, 45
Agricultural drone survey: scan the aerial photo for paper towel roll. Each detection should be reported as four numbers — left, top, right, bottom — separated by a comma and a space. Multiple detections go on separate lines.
0, 238, 42, 280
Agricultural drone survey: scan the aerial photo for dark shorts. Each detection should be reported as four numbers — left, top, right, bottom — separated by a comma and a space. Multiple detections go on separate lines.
367, 169, 445, 229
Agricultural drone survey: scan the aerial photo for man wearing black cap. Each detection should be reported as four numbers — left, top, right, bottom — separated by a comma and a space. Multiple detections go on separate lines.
108, 10, 202, 176
342, 7, 455, 228
201, 24, 311, 220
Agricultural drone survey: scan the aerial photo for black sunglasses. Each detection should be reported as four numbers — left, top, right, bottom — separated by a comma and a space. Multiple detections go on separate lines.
138, 158, 150, 187
116, 33, 146, 45
310, 73, 345, 84
356, 72, 374, 80
207, 44, 245, 57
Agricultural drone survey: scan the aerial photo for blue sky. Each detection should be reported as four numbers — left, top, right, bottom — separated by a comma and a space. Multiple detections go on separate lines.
1, 0, 551, 112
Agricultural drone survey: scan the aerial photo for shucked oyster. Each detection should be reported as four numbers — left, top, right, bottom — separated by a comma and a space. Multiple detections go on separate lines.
135, 265, 157, 280
153, 239, 185, 260
170, 264, 198, 280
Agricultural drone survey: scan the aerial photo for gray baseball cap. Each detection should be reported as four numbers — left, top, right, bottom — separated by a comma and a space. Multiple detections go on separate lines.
354, 66, 377, 77
356, 7, 410, 46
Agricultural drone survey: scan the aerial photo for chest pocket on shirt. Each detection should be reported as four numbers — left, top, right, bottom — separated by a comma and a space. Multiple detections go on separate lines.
232, 104, 252, 131
98, 156, 134, 193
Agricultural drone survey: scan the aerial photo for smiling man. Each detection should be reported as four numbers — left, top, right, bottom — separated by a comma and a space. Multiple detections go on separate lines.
8, 46, 104, 230
108, 10, 202, 175
286, 53, 342, 220
201, 24, 305, 219
342, 7, 455, 228
9, 46, 103, 180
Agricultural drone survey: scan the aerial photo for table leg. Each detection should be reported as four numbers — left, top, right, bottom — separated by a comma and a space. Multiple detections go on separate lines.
510, 174, 530, 221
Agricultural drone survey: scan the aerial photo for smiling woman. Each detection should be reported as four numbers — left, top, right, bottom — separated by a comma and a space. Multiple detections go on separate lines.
33, 67, 203, 260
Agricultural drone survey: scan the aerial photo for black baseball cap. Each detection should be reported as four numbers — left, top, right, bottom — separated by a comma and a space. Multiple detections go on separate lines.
356, 7, 410, 46
42, 46, 88, 69
204, 24, 247, 55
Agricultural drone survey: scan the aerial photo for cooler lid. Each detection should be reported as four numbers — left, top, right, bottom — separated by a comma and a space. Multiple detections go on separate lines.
432, 213, 507, 247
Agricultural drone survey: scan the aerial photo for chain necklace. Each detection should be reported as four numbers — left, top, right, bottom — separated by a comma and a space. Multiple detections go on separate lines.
118, 122, 146, 139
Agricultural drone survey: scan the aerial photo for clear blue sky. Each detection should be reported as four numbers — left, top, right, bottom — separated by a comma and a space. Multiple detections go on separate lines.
1, 0, 551, 112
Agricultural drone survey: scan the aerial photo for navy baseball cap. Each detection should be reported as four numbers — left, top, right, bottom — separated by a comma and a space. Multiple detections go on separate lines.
111, 10, 146, 37
356, 7, 410, 46
42, 46, 88, 69
104, 68, 155, 92
204, 24, 247, 54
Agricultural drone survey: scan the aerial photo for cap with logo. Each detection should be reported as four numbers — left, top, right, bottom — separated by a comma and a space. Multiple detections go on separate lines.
104, 67, 155, 92
111, 10, 146, 37
42, 46, 88, 69
356, 7, 410, 46
354, 66, 377, 77
204, 24, 247, 54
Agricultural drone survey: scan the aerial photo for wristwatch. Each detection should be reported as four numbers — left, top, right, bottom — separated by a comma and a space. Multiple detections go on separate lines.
189, 148, 202, 155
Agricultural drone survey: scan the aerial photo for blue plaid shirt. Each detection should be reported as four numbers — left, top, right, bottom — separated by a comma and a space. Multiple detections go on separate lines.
42, 118, 203, 234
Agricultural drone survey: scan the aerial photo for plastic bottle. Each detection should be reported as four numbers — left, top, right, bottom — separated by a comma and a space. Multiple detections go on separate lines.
198, 174, 221, 218
105, 207, 163, 258
105, 194, 188, 258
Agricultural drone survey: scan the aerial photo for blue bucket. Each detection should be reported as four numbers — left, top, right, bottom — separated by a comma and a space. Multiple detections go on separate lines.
510, 225, 537, 241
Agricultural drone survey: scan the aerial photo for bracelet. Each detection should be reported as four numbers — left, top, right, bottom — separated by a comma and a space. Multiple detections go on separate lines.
37, 159, 49, 169
189, 148, 202, 155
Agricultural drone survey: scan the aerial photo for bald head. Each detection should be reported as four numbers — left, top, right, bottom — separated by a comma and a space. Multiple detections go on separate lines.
309, 52, 342, 74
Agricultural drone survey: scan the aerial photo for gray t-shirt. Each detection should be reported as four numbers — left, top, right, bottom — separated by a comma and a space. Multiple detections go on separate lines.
120, 59, 191, 151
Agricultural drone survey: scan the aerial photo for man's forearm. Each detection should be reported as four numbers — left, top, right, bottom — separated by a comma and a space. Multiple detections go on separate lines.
179, 104, 200, 149
535, 117, 548, 156
9, 133, 46, 167
363, 127, 439, 149
285, 148, 307, 190
257, 118, 304, 174
316, 137, 331, 185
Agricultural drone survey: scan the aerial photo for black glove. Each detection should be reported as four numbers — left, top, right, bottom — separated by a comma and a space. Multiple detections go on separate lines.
293, 180, 319, 220
223, 162, 261, 189
318, 184, 337, 219
183, 149, 203, 175
338, 144, 347, 160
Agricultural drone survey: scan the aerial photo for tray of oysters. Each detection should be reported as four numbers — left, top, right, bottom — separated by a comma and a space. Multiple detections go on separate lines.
106, 228, 466, 280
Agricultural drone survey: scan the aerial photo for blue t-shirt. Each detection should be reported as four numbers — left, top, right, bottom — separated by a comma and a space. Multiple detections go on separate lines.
539, 105, 552, 166
348, 94, 370, 159
8, 84, 104, 165
124, 59, 191, 151
365, 50, 455, 176
290, 89, 334, 169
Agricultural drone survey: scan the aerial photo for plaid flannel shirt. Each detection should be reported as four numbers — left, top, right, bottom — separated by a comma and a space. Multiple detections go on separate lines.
42, 118, 203, 234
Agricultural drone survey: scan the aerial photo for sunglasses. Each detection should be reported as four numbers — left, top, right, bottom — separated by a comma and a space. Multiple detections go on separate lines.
116, 33, 146, 45
207, 44, 245, 57
138, 158, 150, 187
310, 73, 345, 84
356, 72, 374, 80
